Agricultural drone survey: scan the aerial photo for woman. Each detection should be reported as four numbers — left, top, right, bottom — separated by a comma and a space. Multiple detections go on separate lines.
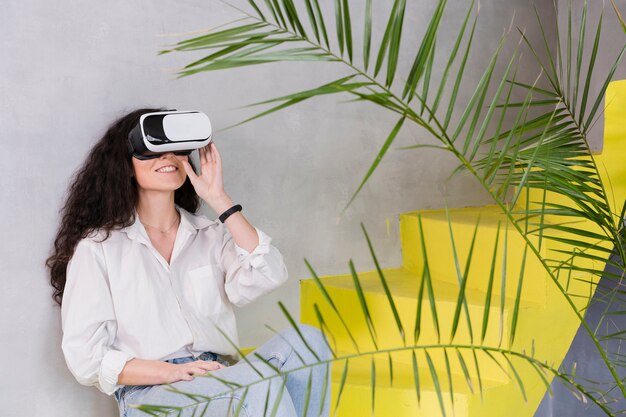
46, 108, 330, 417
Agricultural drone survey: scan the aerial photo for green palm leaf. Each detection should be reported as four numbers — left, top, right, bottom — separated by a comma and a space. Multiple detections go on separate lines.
425, 350, 447, 417
349, 260, 378, 350
449, 214, 478, 342
334, 359, 349, 415
302, 0, 320, 43
281, 0, 306, 36
411, 350, 421, 405
610, 0, 626, 33
341, 0, 353, 62
363, 0, 372, 71
333, 0, 344, 57
344, 115, 406, 209
402, 0, 446, 101
482, 222, 501, 343
361, 224, 406, 344
370, 356, 376, 414
456, 349, 474, 393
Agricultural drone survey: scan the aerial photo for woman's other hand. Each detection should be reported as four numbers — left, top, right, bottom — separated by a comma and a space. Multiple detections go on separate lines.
118, 358, 226, 386
163, 360, 225, 383
182, 143, 235, 214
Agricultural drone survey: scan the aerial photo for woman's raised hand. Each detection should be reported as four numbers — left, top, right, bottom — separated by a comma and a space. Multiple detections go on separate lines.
182, 143, 234, 214
181, 142, 259, 251
164, 360, 225, 383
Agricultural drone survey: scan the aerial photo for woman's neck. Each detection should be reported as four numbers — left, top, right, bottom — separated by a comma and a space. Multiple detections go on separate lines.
136, 190, 178, 230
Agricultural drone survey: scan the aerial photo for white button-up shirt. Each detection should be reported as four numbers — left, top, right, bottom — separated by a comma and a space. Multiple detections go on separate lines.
61, 206, 288, 396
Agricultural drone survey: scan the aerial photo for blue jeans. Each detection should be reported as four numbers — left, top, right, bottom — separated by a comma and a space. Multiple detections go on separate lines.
115, 325, 331, 417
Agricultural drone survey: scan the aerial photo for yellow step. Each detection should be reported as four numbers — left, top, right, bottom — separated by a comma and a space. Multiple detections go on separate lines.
301, 268, 519, 385
602, 81, 626, 201
328, 351, 512, 417
400, 206, 548, 306
332, 381, 465, 417
330, 353, 470, 417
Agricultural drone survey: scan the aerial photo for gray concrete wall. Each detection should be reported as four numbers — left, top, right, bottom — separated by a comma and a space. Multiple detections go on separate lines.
1, 1, 557, 416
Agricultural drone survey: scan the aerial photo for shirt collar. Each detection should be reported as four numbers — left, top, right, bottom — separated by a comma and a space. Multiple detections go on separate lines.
178, 205, 217, 231
122, 205, 216, 241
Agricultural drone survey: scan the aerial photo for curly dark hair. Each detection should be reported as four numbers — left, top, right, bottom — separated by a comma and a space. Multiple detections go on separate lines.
46, 108, 200, 305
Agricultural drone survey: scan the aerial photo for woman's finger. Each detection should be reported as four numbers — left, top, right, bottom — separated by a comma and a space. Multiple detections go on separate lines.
199, 145, 208, 166
206, 144, 215, 164
212, 143, 222, 165
181, 160, 200, 185
184, 366, 203, 376
196, 360, 221, 371
212, 144, 222, 172
179, 368, 195, 380
207, 144, 222, 181
193, 367, 209, 375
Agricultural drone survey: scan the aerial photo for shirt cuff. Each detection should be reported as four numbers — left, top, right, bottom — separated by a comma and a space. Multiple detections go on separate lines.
99, 349, 135, 395
234, 227, 271, 269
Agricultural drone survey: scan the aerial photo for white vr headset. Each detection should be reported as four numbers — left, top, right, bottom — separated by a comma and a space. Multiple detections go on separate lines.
127, 110, 213, 160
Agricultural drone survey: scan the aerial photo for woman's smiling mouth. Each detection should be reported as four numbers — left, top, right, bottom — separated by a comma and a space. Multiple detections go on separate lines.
155, 165, 178, 173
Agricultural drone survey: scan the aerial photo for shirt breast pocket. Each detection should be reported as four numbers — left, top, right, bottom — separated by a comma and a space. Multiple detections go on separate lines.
184, 264, 225, 317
